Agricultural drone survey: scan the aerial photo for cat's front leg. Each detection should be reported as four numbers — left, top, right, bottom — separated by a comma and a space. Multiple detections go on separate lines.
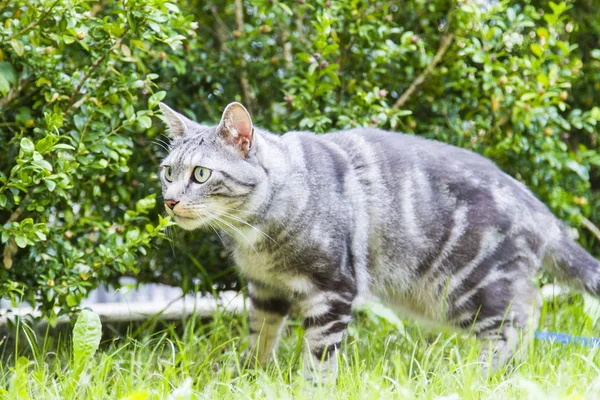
299, 289, 355, 383
244, 281, 291, 366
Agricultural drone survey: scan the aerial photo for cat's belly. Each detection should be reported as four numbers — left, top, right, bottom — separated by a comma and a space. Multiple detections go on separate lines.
369, 261, 448, 325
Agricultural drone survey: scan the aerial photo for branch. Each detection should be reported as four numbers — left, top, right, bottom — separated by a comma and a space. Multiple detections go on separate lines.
210, 5, 229, 52
392, 33, 454, 110
233, 0, 254, 114
199, 94, 218, 123
485, 113, 511, 136
2, 238, 16, 270
279, 27, 292, 69
2, 194, 29, 226
66, 29, 129, 113
2, 194, 30, 270
6, 0, 60, 41
581, 217, 600, 243
233, 0, 243, 32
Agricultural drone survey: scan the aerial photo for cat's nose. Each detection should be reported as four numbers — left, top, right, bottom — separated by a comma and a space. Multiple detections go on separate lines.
164, 199, 179, 210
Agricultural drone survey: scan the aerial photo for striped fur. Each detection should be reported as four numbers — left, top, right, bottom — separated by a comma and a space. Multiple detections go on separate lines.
159, 102, 600, 381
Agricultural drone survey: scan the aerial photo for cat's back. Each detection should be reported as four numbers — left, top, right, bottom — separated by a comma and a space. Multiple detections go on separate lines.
322, 128, 549, 213
279, 126, 556, 226
324, 127, 501, 179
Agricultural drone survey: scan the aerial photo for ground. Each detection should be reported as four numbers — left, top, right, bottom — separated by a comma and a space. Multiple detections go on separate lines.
1, 294, 600, 399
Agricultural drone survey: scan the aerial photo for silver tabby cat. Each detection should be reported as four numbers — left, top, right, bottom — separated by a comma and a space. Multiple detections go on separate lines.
158, 101, 600, 381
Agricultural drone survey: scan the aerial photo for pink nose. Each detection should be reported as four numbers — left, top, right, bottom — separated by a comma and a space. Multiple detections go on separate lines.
164, 199, 179, 210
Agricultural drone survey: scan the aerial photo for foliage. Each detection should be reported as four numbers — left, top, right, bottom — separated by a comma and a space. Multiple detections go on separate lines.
0, 0, 184, 320
1, 0, 600, 316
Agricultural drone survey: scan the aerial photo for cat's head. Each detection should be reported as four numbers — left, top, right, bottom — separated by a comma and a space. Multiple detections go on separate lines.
158, 102, 266, 231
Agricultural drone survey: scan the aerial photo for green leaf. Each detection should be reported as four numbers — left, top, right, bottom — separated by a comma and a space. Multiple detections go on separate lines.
15, 236, 27, 248
74, 115, 88, 131
0, 62, 17, 86
20, 138, 34, 155
0, 195, 6, 208
536, 73, 549, 87
36, 77, 51, 87
124, 104, 135, 119
73, 310, 102, 369
44, 180, 56, 192
10, 39, 24, 56
126, 228, 140, 242
137, 116, 152, 129
0, 62, 17, 95
35, 135, 58, 154
34, 231, 47, 241
520, 92, 537, 102
357, 301, 405, 335
164, 2, 180, 13
530, 43, 544, 58
472, 52, 485, 63
91, 159, 108, 169
148, 91, 167, 109
32, 159, 53, 172
136, 194, 156, 214
277, 2, 293, 15
566, 160, 589, 181
52, 144, 76, 151
0, 75, 9, 96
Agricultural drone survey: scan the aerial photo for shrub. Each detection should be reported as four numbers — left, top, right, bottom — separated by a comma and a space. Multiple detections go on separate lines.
1, 0, 599, 318
0, 0, 188, 321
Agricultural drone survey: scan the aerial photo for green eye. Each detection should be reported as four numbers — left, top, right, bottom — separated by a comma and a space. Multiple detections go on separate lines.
193, 166, 212, 183
164, 166, 173, 182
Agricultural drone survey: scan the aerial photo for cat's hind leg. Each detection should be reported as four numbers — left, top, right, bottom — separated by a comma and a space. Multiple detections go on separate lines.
452, 276, 542, 374
298, 289, 356, 383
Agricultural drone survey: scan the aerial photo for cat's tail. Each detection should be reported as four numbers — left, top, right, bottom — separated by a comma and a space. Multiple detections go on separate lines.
546, 227, 600, 297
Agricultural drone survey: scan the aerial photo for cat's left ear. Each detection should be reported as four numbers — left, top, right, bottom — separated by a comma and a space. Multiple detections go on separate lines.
159, 102, 190, 138
216, 102, 254, 158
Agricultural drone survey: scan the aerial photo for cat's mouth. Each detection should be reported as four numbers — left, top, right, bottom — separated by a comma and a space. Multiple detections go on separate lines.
170, 212, 211, 231
173, 214, 194, 220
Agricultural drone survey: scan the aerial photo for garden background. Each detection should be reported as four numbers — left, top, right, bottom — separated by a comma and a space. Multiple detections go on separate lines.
1, 0, 600, 397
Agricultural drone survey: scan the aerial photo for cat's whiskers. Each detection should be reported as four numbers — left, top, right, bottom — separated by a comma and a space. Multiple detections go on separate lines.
206, 212, 259, 255
152, 139, 171, 152
162, 211, 177, 257
210, 208, 276, 244
205, 218, 227, 246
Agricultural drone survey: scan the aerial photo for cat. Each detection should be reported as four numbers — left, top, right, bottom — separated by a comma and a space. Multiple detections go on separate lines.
158, 101, 600, 381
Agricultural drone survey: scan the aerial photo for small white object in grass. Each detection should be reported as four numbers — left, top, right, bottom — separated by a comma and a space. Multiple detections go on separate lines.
168, 377, 193, 400
540, 284, 569, 301
434, 394, 459, 400
567, 227, 580, 240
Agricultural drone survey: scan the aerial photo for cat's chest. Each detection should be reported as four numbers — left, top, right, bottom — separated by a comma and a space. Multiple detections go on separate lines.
229, 227, 289, 287
228, 227, 316, 296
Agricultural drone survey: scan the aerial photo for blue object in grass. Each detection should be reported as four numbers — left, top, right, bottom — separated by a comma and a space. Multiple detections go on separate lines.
534, 330, 600, 348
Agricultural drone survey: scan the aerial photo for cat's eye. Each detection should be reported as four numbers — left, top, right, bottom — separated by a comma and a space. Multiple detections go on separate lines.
164, 166, 173, 182
192, 166, 212, 184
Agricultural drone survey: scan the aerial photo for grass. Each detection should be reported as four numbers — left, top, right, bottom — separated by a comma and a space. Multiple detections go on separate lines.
1, 294, 600, 399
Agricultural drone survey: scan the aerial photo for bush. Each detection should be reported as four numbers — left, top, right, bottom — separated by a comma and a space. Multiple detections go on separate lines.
1, 0, 599, 319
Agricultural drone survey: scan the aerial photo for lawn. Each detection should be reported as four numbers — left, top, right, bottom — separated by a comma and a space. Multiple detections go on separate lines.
1, 293, 600, 400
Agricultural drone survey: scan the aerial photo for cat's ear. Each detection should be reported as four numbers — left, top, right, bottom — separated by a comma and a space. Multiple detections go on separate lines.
159, 102, 189, 138
216, 102, 254, 158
